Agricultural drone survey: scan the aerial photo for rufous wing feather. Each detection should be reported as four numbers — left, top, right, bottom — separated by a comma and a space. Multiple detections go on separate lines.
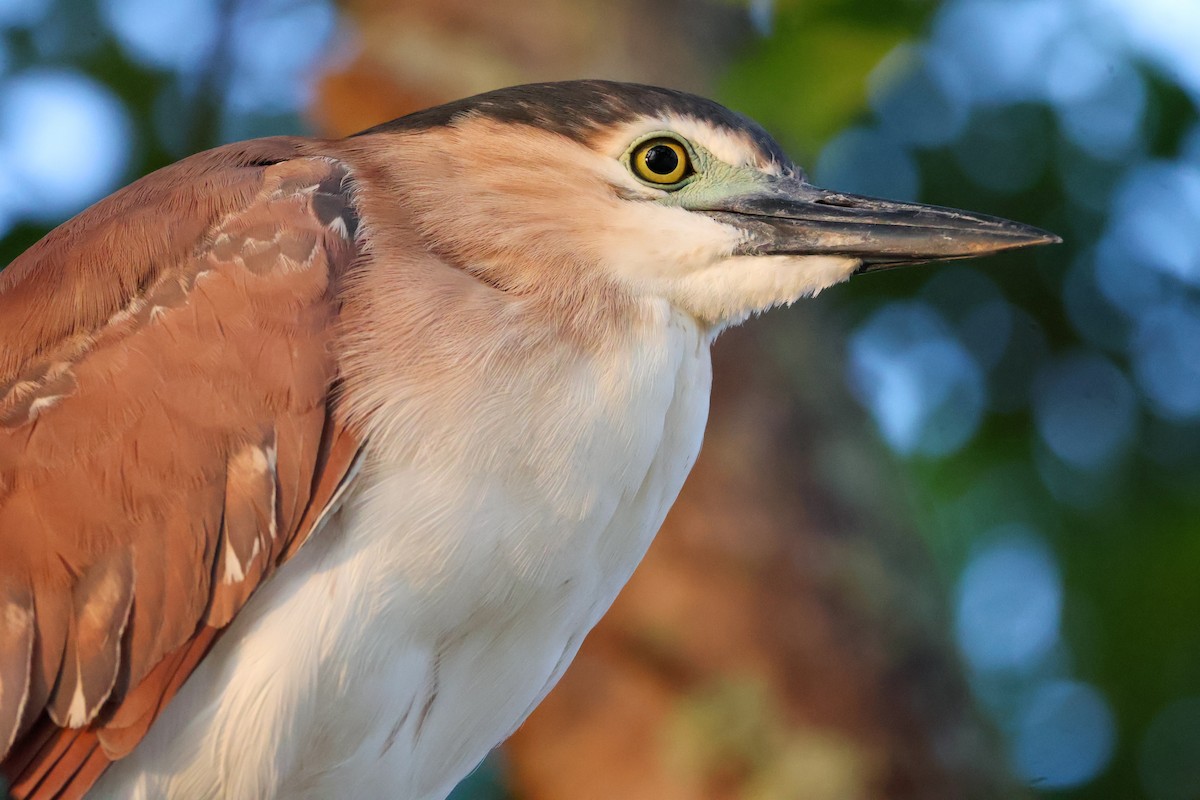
0, 139, 367, 799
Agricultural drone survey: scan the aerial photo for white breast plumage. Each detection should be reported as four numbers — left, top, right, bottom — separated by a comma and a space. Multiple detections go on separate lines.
92, 301, 711, 800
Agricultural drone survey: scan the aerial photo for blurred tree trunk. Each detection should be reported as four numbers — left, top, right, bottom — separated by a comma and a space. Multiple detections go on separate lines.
316, 2, 1023, 798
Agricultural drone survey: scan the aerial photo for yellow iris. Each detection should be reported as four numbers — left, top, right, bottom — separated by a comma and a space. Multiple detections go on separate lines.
630, 137, 692, 185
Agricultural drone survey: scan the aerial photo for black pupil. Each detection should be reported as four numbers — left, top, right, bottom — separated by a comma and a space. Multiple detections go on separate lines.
644, 145, 680, 176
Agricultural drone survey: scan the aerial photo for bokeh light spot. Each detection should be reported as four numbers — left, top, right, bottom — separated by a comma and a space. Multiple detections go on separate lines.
1132, 302, 1200, 421
1043, 31, 1114, 105
747, 0, 774, 36
1110, 161, 1200, 287
1032, 353, 1136, 470
226, 0, 338, 114
1013, 680, 1116, 789
1092, 234, 1174, 322
101, 0, 219, 75
849, 302, 985, 457
1055, 61, 1146, 160
0, 69, 132, 220
0, 0, 52, 28
1101, 0, 1200, 101
955, 528, 1062, 673
930, 0, 1067, 105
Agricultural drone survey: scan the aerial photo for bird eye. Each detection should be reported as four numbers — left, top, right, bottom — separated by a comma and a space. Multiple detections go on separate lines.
630, 137, 693, 186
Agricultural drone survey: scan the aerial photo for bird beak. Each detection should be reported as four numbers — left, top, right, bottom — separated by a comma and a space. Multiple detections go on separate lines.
701, 178, 1060, 272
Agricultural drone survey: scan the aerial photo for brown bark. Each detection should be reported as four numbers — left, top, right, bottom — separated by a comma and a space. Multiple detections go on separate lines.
313, 0, 745, 138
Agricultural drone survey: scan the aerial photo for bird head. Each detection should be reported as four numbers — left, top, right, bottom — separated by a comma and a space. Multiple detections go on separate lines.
351, 80, 1058, 329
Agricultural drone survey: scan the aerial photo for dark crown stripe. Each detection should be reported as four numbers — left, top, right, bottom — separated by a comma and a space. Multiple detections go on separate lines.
352, 80, 787, 165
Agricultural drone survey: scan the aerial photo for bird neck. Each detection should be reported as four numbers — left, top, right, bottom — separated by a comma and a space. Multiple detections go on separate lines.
334, 136, 651, 344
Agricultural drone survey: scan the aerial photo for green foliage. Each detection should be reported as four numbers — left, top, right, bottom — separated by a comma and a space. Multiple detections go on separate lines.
721, 0, 934, 159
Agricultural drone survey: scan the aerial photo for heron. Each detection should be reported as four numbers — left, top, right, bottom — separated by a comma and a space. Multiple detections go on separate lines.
0, 80, 1057, 799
